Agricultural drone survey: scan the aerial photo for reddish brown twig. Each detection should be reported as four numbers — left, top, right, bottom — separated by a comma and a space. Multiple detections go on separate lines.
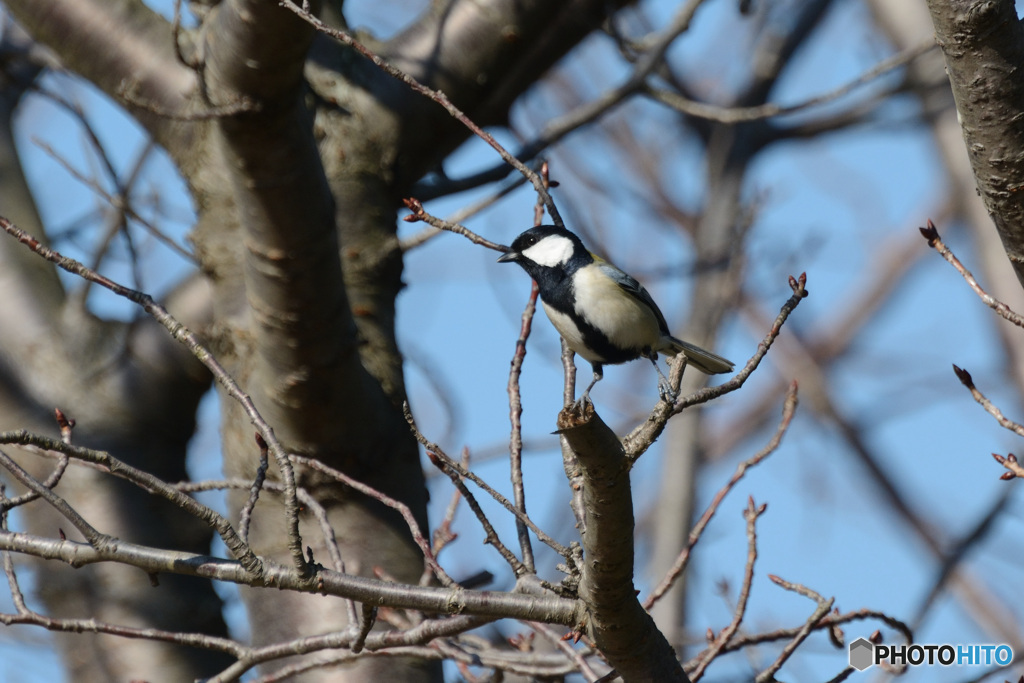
644, 382, 798, 610
508, 283, 540, 573
920, 219, 1024, 328
991, 452, 1024, 480
688, 497, 767, 680
756, 576, 834, 682
402, 197, 509, 252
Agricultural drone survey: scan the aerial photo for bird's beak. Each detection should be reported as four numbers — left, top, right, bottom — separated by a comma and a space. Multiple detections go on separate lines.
496, 250, 518, 263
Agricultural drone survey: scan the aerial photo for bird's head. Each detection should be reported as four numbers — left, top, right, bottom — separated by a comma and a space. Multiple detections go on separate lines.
497, 225, 591, 275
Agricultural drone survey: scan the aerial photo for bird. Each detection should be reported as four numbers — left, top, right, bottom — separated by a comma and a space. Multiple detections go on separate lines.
497, 224, 733, 403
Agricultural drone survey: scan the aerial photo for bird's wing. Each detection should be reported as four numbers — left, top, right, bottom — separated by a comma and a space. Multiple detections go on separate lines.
594, 260, 671, 333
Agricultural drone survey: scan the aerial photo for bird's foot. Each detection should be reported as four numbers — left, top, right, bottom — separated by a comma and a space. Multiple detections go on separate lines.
657, 376, 678, 404
572, 392, 593, 412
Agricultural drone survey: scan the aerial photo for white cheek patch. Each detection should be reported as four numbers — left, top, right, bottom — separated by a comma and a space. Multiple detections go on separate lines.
521, 235, 575, 267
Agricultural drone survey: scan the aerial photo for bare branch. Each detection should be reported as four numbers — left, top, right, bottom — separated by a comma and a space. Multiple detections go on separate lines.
623, 273, 808, 461
402, 197, 509, 252
404, 404, 572, 561
688, 497, 767, 680
557, 402, 690, 682
644, 383, 798, 610
756, 576, 834, 682
0, 216, 306, 575
0, 528, 578, 623
645, 39, 934, 123
292, 454, 458, 587
4, 0, 197, 145
507, 283, 540, 573
425, 449, 526, 577
952, 364, 1024, 439
921, 219, 1024, 327
280, 1, 562, 225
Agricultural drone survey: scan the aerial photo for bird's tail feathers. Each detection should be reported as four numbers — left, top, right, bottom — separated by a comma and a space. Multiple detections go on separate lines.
663, 336, 734, 375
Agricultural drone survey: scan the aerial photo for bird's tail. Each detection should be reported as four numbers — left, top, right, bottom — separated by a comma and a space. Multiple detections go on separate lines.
662, 336, 734, 375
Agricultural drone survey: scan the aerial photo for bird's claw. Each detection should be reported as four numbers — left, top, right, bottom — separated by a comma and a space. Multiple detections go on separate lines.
572, 393, 593, 412
657, 377, 678, 404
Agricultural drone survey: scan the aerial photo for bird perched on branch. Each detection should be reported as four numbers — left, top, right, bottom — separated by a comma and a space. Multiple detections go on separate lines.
498, 225, 733, 403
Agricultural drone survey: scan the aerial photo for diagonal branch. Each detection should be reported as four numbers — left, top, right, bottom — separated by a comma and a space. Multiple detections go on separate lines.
4, 0, 196, 147
0, 215, 306, 575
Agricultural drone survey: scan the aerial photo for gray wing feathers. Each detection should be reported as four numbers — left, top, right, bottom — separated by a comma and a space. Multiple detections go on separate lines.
599, 261, 672, 332
596, 261, 734, 375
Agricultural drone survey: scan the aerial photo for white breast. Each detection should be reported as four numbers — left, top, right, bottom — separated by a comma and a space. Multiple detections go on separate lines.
572, 265, 662, 351
542, 301, 598, 361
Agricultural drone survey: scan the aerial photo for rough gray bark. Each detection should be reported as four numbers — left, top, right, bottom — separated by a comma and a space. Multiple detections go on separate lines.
0, 0, 631, 680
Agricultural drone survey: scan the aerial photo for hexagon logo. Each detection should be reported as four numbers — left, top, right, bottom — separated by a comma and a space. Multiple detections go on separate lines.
849, 637, 874, 671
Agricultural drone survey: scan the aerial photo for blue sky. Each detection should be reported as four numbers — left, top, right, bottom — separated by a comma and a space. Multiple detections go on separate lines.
3, 0, 1024, 681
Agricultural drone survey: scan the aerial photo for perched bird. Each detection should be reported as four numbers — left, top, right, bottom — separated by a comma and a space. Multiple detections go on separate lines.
497, 225, 733, 402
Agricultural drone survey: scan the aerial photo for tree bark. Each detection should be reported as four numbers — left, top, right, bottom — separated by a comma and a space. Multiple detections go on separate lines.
1, 0, 635, 679
926, 0, 1024, 290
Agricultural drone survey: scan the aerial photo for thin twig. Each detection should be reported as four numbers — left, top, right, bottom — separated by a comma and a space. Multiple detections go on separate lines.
175, 477, 344, 574
688, 497, 766, 680
401, 174, 529, 251
405, 407, 570, 561
525, 620, 603, 682
425, 450, 526, 576
645, 39, 934, 123
351, 603, 378, 654
755, 576, 834, 682
0, 448, 108, 546
239, 433, 270, 544
402, 198, 509, 252
623, 273, 808, 462
920, 219, 1024, 328
644, 382, 798, 610
0, 430, 263, 575
0, 486, 28, 613
0, 411, 71, 511
0, 216, 307, 575
705, 607, 912, 657
291, 454, 458, 587
280, 2, 561, 225
508, 283, 539, 573
30, 132, 194, 261
951, 364, 1024, 438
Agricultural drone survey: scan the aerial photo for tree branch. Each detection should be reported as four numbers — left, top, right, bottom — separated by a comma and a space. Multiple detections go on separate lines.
4, 0, 196, 146
557, 402, 691, 682
0, 529, 579, 624
926, 0, 1024, 289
